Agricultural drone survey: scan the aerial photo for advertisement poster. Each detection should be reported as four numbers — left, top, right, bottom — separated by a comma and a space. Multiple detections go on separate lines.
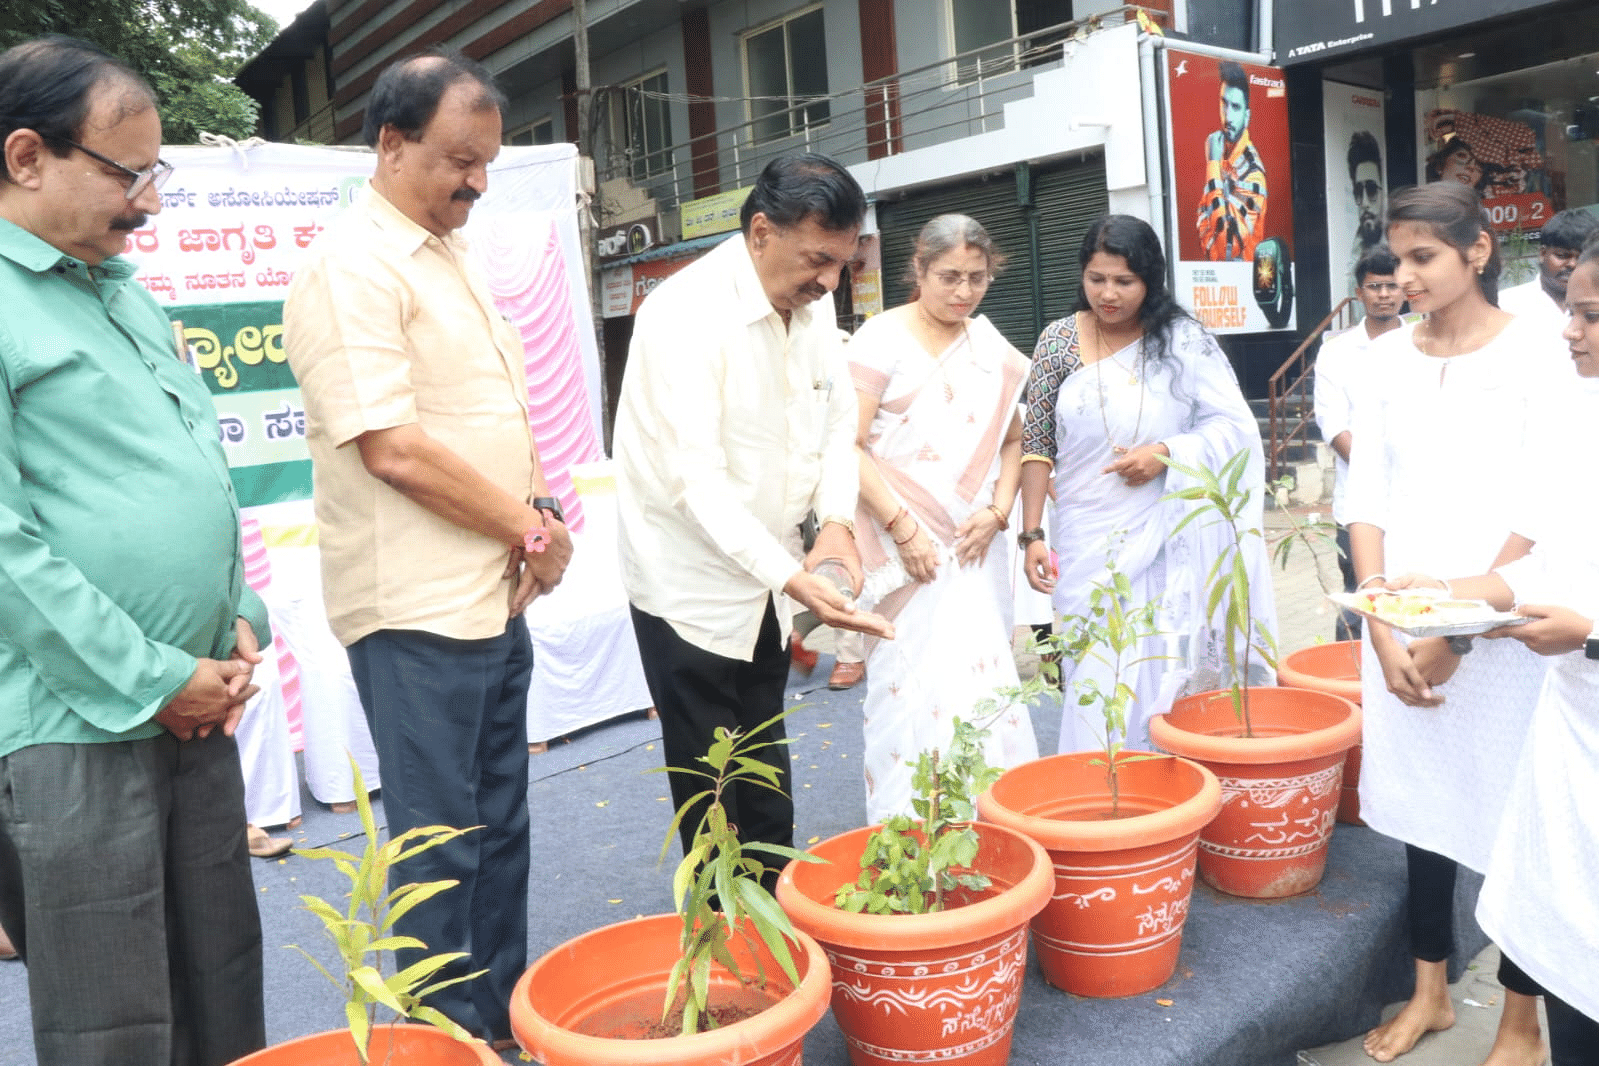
1323, 80, 1387, 312
1164, 47, 1296, 333
1419, 107, 1555, 233
126, 142, 602, 521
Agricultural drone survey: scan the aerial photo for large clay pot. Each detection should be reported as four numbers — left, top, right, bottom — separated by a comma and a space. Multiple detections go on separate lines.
775, 822, 1051, 1066
229, 1024, 500, 1064
1148, 687, 1362, 899
975, 752, 1221, 997
509, 912, 831, 1066
1277, 641, 1365, 825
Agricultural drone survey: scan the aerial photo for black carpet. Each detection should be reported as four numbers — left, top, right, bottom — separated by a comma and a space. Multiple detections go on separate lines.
0, 660, 1486, 1066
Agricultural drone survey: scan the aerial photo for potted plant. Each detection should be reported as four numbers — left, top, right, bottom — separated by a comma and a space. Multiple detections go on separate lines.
1146, 450, 1362, 899
510, 711, 832, 1066
1268, 498, 1367, 825
776, 717, 1052, 1066
976, 559, 1223, 998
231, 756, 500, 1065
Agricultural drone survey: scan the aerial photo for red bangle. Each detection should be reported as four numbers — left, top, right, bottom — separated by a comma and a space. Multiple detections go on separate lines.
893, 521, 919, 546
886, 506, 908, 532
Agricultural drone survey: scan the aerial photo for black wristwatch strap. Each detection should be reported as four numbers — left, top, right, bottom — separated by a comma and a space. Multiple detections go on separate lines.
532, 495, 565, 524
1585, 627, 1599, 661
1446, 635, 1474, 655
1017, 527, 1046, 549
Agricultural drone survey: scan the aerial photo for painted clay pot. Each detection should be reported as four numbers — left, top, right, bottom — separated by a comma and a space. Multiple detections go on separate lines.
509, 912, 831, 1066
1277, 641, 1365, 825
775, 822, 1051, 1066
229, 1024, 500, 1064
1148, 687, 1362, 899
975, 752, 1221, 997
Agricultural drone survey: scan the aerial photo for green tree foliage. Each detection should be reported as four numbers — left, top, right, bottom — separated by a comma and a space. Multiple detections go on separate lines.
1, 0, 278, 144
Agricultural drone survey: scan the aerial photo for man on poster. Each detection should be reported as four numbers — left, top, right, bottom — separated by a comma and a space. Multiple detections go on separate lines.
1197, 60, 1268, 262
1347, 131, 1385, 266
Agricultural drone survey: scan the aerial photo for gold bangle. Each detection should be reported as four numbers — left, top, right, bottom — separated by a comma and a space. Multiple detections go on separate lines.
987, 504, 1009, 531
820, 515, 855, 537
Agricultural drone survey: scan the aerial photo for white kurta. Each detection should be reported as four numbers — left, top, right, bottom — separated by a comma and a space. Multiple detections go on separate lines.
1476, 381, 1599, 1021
1344, 316, 1563, 872
850, 313, 1039, 824
1044, 315, 1276, 754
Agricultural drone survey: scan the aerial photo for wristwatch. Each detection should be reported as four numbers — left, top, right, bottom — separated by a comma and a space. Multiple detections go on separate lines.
1445, 636, 1474, 655
532, 495, 565, 524
1017, 527, 1046, 549
1584, 622, 1599, 661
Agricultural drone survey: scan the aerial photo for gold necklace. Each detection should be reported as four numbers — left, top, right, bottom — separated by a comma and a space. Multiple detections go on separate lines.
1089, 314, 1145, 456
917, 303, 968, 402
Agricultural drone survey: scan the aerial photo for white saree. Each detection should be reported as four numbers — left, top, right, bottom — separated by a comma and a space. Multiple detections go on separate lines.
850, 313, 1039, 824
1034, 314, 1276, 755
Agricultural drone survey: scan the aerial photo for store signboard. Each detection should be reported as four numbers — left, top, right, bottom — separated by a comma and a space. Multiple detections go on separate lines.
680, 186, 750, 239
1276, 0, 1564, 65
596, 219, 656, 263
1163, 47, 1297, 333
1324, 81, 1387, 313
599, 248, 715, 318
1418, 107, 1555, 233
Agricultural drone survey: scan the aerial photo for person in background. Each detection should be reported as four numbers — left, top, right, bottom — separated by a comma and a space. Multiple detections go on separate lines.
1313, 245, 1407, 641
1019, 213, 1273, 755
614, 153, 893, 878
0, 34, 267, 1064
284, 48, 571, 1049
1345, 182, 1556, 1066
1497, 208, 1599, 332
847, 214, 1038, 822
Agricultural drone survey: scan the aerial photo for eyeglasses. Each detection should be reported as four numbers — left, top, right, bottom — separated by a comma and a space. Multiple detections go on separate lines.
1361, 281, 1401, 295
931, 270, 991, 290
1352, 179, 1382, 203
46, 136, 173, 200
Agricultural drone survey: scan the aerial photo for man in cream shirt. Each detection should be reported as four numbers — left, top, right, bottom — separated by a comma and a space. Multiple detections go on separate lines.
284, 48, 569, 1048
615, 154, 892, 877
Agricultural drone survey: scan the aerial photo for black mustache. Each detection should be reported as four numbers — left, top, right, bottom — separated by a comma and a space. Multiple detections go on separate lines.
452, 188, 482, 203
110, 214, 148, 231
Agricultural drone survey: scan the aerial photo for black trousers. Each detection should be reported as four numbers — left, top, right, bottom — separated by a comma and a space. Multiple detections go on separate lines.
1405, 844, 1543, 997
630, 601, 794, 891
347, 616, 533, 1043
1335, 524, 1363, 641
1546, 991, 1599, 1066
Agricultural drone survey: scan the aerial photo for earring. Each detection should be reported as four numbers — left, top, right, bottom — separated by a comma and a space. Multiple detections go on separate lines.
1476, 262, 1485, 275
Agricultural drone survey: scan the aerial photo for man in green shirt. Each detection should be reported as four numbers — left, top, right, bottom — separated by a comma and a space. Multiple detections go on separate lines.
0, 35, 270, 1065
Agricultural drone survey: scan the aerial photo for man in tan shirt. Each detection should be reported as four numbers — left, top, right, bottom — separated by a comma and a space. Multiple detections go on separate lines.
283, 48, 570, 1048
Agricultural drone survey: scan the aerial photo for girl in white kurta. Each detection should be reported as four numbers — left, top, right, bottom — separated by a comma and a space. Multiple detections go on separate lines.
1019, 214, 1275, 755
1420, 251, 1599, 1065
850, 215, 1039, 824
1345, 182, 1560, 1065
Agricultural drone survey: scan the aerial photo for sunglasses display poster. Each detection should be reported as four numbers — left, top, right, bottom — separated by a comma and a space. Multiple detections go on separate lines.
1163, 47, 1297, 333
1324, 80, 1388, 315
122, 141, 602, 537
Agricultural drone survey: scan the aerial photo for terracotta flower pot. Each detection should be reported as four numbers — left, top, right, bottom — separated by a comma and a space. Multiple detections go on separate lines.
229, 1024, 499, 1064
775, 822, 1051, 1066
1148, 686, 1362, 899
509, 912, 831, 1066
975, 752, 1222, 997
1277, 641, 1365, 825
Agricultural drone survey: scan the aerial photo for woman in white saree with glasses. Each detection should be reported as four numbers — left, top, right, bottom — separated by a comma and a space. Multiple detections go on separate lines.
849, 214, 1039, 823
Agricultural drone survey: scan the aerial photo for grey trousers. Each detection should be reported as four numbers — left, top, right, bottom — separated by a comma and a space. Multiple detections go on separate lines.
0, 732, 265, 1066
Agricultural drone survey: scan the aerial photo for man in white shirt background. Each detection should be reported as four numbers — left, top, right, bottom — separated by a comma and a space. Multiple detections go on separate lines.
1498, 208, 1599, 330
1315, 245, 1406, 640
614, 154, 893, 882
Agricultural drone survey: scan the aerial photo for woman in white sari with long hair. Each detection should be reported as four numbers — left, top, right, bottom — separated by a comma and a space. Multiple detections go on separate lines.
849, 214, 1039, 824
1017, 213, 1274, 755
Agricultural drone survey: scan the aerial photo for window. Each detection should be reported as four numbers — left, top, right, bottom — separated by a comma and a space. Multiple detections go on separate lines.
508, 117, 555, 147
608, 70, 673, 179
949, 0, 1074, 81
744, 6, 831, 144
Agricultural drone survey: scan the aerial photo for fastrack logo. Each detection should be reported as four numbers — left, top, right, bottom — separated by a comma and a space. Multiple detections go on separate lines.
1353, 0, 1440, 23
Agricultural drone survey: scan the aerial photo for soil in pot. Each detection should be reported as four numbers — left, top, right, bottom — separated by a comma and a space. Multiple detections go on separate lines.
1149, 687, 1361, 900
776, 822, 1051, 1066
977, 752, 1221, 998
1277, 641, 1365, 825
228, 1024, 500, 1065
510, 912, 831, 1066
577, 983, 780, 1040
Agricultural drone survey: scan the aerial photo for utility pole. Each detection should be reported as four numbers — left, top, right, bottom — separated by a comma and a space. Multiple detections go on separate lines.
571, 0, 609, 449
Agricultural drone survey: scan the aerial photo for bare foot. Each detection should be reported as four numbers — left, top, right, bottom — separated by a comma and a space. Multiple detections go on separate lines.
1364, 996, 1456, 1061
1480, 990, 1545, 1066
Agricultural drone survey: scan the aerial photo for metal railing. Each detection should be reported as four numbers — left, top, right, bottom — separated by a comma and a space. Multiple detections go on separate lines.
1265, 296, 1356, 483
589, 7, 1156, 227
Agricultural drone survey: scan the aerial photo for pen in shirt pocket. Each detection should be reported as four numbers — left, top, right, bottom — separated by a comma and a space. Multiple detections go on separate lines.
813, 376, 833, 401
